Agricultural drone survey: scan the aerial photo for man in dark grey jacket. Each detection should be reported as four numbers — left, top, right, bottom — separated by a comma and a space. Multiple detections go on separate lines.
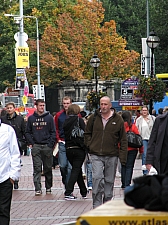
146, 112, 168, 174
85, 96, 127, 208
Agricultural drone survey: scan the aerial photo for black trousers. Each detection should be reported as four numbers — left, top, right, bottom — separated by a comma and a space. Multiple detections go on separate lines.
0, 178, 13, 225
65, 148, 87, 196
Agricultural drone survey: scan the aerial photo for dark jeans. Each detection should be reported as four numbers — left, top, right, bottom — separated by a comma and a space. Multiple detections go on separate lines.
31, 144, 53, 191
121, 149, 138, 188
0, 178, 13, 225
65, 148, 87, 196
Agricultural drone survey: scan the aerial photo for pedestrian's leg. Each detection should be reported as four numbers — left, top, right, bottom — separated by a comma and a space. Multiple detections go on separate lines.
31, 145, 42, 191
91, 155, 104, 209
86, 160, 92, 190
58, 142, 71, 186
121, 164, 126, 188
65, 149, 86, 196
103, 156, 118, 204
125, 150, 138, 186
0, 179, 13, 225
42, 146, 53, 190
142, 140, 148, 175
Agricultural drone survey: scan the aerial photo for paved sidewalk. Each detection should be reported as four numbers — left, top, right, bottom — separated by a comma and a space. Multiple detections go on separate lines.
10, 155, 143, 225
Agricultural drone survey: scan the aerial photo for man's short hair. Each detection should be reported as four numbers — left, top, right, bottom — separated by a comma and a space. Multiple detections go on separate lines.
35, 99, 45, 106
5, 102, 16, 108
63, 96, 72, 103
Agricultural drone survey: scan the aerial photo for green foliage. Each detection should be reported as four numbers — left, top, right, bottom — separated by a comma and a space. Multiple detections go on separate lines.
138, 77, 166, 105
86, 90, 106, 111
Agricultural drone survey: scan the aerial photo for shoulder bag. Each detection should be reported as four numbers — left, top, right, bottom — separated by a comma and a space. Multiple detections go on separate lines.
126, 127, 143, 148
71, 117, 84, 139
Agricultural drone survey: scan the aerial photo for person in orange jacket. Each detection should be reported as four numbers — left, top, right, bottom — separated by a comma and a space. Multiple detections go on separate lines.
121, 111, 143, 189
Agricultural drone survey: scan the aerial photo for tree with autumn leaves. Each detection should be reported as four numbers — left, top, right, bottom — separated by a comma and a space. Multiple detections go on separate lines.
2, 0, 139, 89
26, 0, 140, 86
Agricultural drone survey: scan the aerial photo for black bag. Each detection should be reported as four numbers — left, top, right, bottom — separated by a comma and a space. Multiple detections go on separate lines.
71, 117, 84, 138
126, 131, 143, 148
71, 117, 85, 148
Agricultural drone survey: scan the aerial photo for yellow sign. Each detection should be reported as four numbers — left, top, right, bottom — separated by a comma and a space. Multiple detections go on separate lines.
122, 106, 142, 111
15, 47, 29, 68
22, 95, 28, 105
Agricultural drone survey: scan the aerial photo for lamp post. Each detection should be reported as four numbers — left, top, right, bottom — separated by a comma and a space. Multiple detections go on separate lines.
4, 14, 41, 99
146, 30, 160, 114
90, 53, 100, 109
90, 53, 100, 93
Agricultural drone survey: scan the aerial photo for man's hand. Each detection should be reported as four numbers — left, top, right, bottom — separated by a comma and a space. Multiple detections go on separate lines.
10, 178, 14, 185
146, 164, 152, 171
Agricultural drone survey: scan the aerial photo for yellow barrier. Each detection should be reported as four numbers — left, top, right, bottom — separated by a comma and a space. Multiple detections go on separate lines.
76, 200, 168, 225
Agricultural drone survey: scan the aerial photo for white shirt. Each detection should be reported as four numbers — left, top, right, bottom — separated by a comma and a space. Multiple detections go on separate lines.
0, 123, 21, 183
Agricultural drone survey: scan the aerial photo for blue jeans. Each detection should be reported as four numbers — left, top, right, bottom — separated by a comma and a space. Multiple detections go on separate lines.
86, 160, 92, 188
121, 150, 138, 187
58, 142, 72, 186
142, 140, 148, 175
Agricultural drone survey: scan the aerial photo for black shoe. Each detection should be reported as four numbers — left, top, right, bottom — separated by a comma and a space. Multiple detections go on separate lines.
14, 182, 19, 189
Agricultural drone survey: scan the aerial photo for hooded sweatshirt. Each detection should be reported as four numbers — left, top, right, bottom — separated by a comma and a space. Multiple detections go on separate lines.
25, 111, 56, 148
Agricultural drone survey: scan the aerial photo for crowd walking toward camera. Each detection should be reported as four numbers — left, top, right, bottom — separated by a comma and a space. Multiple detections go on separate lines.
2, 95, 167, 225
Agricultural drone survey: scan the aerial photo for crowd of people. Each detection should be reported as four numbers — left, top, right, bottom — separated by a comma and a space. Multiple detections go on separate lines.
1, 95, 168, 224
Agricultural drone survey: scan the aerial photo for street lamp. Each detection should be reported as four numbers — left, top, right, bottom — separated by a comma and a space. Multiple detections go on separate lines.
4, 14, 41, 99
146, 30, 160, 114
90, 53, 100, 94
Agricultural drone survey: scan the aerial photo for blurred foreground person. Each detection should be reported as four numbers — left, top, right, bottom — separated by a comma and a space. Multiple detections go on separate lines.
63, 104, 87, 200
146, 112, 168, 174
0, 122, 21, 225
85, 96, 127, 208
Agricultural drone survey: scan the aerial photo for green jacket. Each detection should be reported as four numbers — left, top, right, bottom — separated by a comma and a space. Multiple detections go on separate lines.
84, 109, 128, 165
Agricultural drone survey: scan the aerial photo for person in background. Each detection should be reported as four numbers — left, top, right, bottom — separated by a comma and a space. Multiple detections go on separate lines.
135, 110, 141, 122
0, 108, 7, 117
136, 105, 155, 175
0, 122, 21, 225
163, 106, 168, 113
63, 104, 87, 200
85, 96, 127, 208
152, 109, 157, 117
1, 102, 26, 189
158, 108, 163, 116
54, 96, 72, 189
25, 99, 56, 196
121, 111, 143, 188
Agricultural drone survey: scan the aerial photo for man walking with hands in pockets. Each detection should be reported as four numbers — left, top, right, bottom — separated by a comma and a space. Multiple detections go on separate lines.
85, 96, 127, 208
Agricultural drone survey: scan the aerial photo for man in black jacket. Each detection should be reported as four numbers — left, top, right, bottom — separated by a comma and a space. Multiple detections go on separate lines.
25, 99, 56, 196
1, 102, 25, 189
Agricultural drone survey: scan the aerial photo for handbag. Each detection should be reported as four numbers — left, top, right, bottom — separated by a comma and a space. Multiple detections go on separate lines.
71, 117, 84, 139
126, 130, 143, 148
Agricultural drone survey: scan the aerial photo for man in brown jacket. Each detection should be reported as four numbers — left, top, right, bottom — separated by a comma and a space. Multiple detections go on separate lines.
85, 96, 127, 208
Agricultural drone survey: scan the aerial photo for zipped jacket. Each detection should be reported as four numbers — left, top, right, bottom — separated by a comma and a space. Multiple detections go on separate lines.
84, 109, 127, 165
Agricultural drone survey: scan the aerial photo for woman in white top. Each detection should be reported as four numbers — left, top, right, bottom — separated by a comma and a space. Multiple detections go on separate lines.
136, 105, 155, 175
